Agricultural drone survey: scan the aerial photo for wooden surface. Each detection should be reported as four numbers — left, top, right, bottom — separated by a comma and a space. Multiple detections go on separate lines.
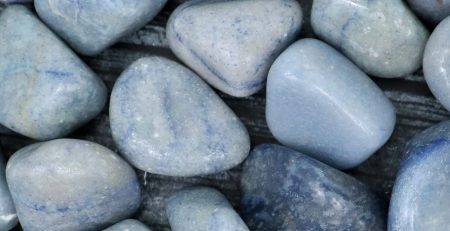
0, 1, 447, 230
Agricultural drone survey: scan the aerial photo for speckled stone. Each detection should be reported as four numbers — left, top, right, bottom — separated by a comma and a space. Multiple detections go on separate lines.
311, 0, 429, 78
423, 16, 450, 112
266, 39, 396, 169
0, 149, 17, 231
104, 219, 151, 231
6, 139, 141, 231
389, 121, 450, 231
167, 0, 303, 97
241, 144, 386, 231
0, 5, 107, 140
35, 0, 167, 55
407, 0, 450, 24
110, 57, 250, 177
166, 186, 249, 231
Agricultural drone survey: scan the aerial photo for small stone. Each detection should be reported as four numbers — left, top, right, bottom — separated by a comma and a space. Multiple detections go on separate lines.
407, 0, 450, 24
0, 149, 17, 231
266, 39, 396, 169
6, 139, 141, 231
423, 16, 450, 112
0, 6, 107, 140
104, 219, 151, 231
389, 121, 450, 230
311, 0, 429, 78
110, 57, 250, 176
167, 0, 303, 97
166, 186, 249, 231
241, 144, 386, 231
34, 0, 167, 55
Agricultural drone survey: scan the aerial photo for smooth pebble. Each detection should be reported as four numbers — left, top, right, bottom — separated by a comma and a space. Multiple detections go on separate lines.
0, 149, 17, 231
104, 219, 151, 231
407, 0, 450, 24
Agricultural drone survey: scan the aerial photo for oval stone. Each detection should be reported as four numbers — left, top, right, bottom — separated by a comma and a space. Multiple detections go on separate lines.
0, 149, 17, 231
110, 57, 250, 176
407, 0, 450, 24
311, 0, 429, 78
389, 121, 450, 230
423, 16, 450, 112
166, 186, 249, 231
266, 39, 396, 169
241, 144, 386, 231
35, 0, 167, 55
0, 6, 107, 140
105, 219, 151, 231
167, 0, 303, 97
6, 139, 141, 231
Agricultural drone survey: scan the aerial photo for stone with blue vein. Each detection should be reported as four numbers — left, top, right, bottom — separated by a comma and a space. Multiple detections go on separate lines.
0, 148, 17, 231
407, 0, 450, 24
104, 219, 151, 231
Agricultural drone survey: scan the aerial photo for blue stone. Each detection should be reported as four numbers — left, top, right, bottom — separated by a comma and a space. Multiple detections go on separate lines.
167, 0, 303, 97
6, 139, 141, 231
0, 149, 17, 231
311, 0, 429, 78
0, 5, 107, 140
166, 186, 249, 231
241, 144, 386, 231
35, 0, 167, 55
266, 39, 396, 169
389, 121, 450, 230
110, 57, 250, 176
407, 0, 450, 24
423, 16, 450, 112
104, 219, 151, 231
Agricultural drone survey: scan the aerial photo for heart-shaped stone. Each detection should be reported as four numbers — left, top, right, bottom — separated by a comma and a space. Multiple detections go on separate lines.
167, 0, 303, 97
0, 149, 17, 231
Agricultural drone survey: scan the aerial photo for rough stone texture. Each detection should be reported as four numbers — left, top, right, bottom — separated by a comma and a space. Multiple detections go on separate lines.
407, 0, 450, 24
105, 219, 151, 231
0, 148, 17, 231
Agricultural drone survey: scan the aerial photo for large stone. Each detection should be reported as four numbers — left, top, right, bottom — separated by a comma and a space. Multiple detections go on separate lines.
166, 186, 249, 231
110, 57, 250, 176
104, 219, 151, 231
407, 0, 450, 24
389, 121, 450, 230
0, 6, 107, 140
241, 144, 386, 231
0, 149, 17, 231
35, 0, 167, 55
6, 139, 141, 231
311, 0, 429, 78
266, 39, 396, 169
167, 0, 303, 97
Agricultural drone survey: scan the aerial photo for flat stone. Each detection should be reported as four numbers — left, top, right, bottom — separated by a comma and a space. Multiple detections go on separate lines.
167, 0, 303, 97
166, 186, 249, 231
35, 0, 167, 55
0, 6, 107, 140
110, 57, 250, 176
423, 16, 450, 112
407, 0, 450, 24
311, 0, 429, 78
241, 144, 386, 231
104, 219, 151, 231
0, 149, 17, 231
266, 39, 396, 169
389, 121, 450, 230
6, 139, 141, 231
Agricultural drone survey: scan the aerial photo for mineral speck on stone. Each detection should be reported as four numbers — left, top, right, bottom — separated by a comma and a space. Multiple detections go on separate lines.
104, 219, 151, 231
0, 148, 17, 231
407, 0, 450, 24
167, 0, 303, 97
166, 186, 249, 231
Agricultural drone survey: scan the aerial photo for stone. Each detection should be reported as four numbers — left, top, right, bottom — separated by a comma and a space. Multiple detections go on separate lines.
6, 139, 141, 231
110, 57, 250, 176
34, 0, 167, 55
241, 144, 386, 231
423, 16, 450, 112
166, 186, 249, 231
0, 0, 32, 3
311, 0, 429, 78
407, 0, 450, 24
0, 5, 107, 140
167, 0, 303, 97
104, 219, 151, 231
0, 149, 17, 231
388, 121, 450, 230
266, 39, 396, 169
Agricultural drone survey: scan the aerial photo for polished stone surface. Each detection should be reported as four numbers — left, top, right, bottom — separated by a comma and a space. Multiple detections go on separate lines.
166, 186, 249, 231
0, 149, 17, 231
6, 139, 141, 231
389, 121, 450, 231
407, 0, 450, 24
110, 57, 250, 176
266, 39, 396, 169
0, 5, 107, 140
35, 0, 167, 55
167, 0, 303, 97
104, 219, 151, 231
241, 144, 386, 231
423, 16, 450, 112
311, 0, 429, 78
